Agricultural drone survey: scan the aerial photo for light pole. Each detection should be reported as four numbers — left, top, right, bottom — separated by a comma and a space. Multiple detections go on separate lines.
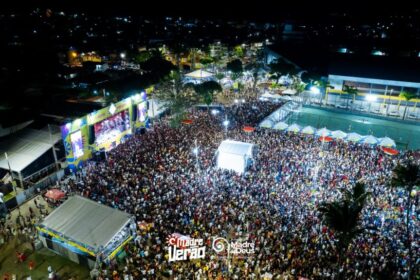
310, 86, 320, 105
387, 89, 393, 115
366, 94, 377, 113
4, 152, 17, 194
48, 124, 60, 172
193, 139, 199, 173
223, 117, 229, 138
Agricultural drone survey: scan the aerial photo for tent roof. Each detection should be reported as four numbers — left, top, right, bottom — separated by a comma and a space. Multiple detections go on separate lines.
39, 195, 132, 251
218, 140, 253, 156
282, 89, 297, 95
0, 128, 61, 173
185, 69, 214, 79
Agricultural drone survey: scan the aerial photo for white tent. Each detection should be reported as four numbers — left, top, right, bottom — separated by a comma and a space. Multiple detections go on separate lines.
331, 130, 347, 139
260, 119, 274, 128
378, 137, 396, 147
301, 126, 316, 134
273, 122, 288, 130
217, 140, 254, 174
316, 127, 331, 136
282, 89, 297, 95
260, 92, 282, 100
362, 135, 379, 145
287, 123, 301, 133
185, 69, 214, 79
347, 132, 362, 142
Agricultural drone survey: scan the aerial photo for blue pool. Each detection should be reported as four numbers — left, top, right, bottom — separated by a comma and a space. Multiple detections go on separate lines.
287, 106, 420, 150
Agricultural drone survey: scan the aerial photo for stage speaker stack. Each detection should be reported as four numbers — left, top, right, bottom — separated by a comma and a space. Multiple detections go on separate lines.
132, 105, 137, 121
88, 125, 95, 145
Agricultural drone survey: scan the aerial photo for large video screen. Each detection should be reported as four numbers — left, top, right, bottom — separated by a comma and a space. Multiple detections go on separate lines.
70, 130, 84, 159
94, 110, 130, 146
137, 102, 147, 122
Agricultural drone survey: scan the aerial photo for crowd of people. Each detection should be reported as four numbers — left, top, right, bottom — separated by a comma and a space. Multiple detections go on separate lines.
54, 99, 418, 279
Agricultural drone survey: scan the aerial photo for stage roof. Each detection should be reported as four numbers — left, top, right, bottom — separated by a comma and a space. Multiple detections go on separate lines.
0, 127, 61, 173
217, 140, 253, 156
185, 69, 214, 79
39, 195, 132, 252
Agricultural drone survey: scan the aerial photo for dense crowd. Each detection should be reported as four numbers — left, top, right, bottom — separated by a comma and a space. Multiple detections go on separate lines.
56, 100, 418, 279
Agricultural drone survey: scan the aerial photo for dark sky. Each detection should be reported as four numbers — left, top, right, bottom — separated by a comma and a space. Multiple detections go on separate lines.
6, 1, 420, 19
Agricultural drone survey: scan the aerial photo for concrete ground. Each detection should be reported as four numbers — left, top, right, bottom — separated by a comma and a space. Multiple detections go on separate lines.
0, 195, 90, 280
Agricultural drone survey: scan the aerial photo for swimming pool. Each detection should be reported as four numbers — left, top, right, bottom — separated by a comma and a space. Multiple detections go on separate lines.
287, 106, 420, 150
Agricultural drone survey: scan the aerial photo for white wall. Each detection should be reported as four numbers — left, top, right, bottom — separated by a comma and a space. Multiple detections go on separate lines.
217, 152, 245, 174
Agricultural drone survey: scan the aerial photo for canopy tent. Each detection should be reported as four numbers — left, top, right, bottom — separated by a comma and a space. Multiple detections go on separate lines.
38, 195, 133, 255
273, 122, 288, 130
316, 127, 331, 136
242, 126, 255, 133
282, 89, 297, 95
381, 147, 399, 155
185, 69, 214, 79
347, 132, 362, 142
301, 126, 316, 134
260, 92, 282, 100
45, 189, 66, 201
378, 137, 396, 147
217, 140, 254, 174
287, 124, 301, 133
0, 127, 61, 174
260, 119, 274, 129
361, 135, 379, 145
319, 136, 333, 142
331, 130, 347, 139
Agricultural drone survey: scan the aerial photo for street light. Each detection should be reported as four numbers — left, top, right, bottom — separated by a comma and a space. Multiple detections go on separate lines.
193, 139, 199, 173
223, 118, 229, 138
366, 94, 377, 112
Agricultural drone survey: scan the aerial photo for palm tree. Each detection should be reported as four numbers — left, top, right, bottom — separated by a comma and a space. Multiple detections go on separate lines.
391, 163, 420, 280
319, 183, 369, 279
194, 81, 222, 113
315, 79, 335, 105
342, 85, 358, 110
399, 91, 416, 120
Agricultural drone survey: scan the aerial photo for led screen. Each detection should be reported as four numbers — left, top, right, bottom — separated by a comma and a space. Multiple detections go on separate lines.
94, 110, 130, 145
70, 130, 84, 159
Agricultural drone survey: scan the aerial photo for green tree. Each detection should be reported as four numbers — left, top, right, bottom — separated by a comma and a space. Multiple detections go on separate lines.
134, 51, 153, 64
391, 163, 420, 280
319, 183, 369, 279
234, 45, 244, 57
215, 73, 225, 82
399, 91, 417, 120
194, 81, 222, 112
227, 59, 243, 75
342, 85, 358, 109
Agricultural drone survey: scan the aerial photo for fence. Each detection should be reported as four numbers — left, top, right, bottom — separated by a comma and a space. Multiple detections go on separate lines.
11, 169, 65, 210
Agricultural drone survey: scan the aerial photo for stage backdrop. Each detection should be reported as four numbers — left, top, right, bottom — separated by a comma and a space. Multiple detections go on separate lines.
61, 91, 149, 170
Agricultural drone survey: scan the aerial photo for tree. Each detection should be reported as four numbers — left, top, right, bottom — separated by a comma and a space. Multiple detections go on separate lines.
154, 70, 199, 127
234, 45, 244, 57
399, 91, 416, 120
215, 73, 225, 82
315, 79, 334, 105
319, 183, 369, 279
134, 51, 153, 64
342, 85, 358, 109
227, 59, 243, 75
390, 163, 420, 280
194, 81, 222, 112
